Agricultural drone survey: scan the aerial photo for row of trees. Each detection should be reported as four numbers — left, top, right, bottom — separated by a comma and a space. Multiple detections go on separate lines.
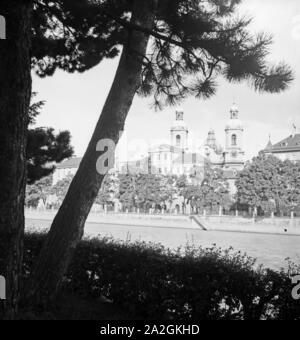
0, 0, 294, 318
26, 164, 232, 214
178, 167, 232, 213
236, 154, 300, 216
116, 168, 231, 213
27, 154, 300, 217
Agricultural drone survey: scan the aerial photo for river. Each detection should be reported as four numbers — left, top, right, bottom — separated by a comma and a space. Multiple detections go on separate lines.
26, 217, 300, 270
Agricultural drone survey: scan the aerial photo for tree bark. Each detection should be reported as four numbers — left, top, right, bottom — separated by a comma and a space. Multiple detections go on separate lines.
26, 0, 156, 302
0, 1, 32, 319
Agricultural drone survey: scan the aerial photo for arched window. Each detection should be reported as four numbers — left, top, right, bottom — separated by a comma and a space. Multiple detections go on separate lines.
231, 134, 237, 146
176, 135, 181, 147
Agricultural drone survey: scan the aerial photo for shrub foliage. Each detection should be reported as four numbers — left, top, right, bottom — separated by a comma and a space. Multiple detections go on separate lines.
23, 233, 300, 320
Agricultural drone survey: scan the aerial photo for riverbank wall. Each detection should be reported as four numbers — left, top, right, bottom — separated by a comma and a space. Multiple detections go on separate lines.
25, 209, 300, 236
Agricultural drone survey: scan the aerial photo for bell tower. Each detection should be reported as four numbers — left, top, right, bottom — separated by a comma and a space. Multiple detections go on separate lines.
170, 109, 188, 150
224, 104, 245, 170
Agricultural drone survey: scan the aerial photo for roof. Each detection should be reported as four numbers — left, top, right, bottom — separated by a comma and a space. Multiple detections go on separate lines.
264, 139, 273, 151
266, 134, 300, 153
56, 157, 82, 169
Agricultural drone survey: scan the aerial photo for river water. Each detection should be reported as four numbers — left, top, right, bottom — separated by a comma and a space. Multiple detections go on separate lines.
26, 218, 300, 270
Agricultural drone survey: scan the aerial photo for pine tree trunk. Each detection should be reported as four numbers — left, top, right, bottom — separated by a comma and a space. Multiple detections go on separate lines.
26, 0, 156, 302
0, 1, 32, 319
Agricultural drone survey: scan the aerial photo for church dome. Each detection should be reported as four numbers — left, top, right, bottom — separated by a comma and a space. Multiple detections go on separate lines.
205, 129, 223, 154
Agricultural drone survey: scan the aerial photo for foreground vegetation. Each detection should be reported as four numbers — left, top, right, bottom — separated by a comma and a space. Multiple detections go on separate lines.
20, 232, 300, 320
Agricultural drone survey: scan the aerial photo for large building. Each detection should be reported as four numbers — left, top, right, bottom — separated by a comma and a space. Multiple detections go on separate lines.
263, 133, 300, 162
118, 104, 245, 176
54, 104, 246, 192
146, 109, 206, 177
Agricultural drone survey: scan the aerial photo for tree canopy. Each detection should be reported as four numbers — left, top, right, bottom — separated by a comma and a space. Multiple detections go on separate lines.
180, 163, 231, 212
236, 154, 300, 215
27, 93, 74, 184
118, 173, 163, 209
32, 0, 293, 108
25, 175, 53, 208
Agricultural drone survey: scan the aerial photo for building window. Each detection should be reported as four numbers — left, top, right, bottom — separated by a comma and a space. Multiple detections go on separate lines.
176, 135, 181, 147
231, 134, 237, 146
164, 153, 168, 160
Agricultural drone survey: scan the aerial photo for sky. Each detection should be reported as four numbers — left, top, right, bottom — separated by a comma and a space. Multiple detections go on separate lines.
33, 0, 300, 162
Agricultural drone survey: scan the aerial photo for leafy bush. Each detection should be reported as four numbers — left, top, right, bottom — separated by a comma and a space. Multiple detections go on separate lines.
23, 233, 300, 320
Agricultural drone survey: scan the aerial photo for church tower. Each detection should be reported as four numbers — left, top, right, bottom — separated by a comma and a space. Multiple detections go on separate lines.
170, 109, 188, 150
224, 104, 245, 170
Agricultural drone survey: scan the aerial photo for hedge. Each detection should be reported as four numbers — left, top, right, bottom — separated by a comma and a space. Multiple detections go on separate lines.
22, 232, 300, 320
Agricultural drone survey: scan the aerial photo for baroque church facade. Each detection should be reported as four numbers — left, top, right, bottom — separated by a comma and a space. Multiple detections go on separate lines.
116, 104, 245, 193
